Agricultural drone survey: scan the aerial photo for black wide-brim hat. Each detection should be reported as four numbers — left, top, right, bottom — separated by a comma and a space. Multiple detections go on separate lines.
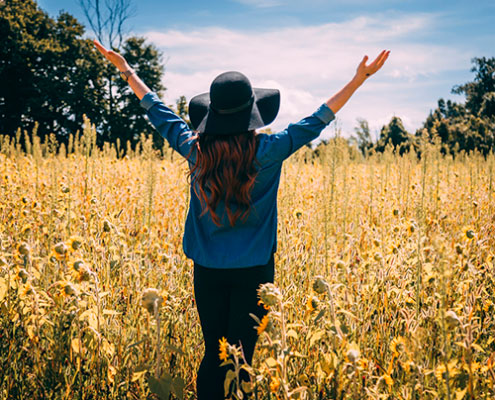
189, 71, 280, 135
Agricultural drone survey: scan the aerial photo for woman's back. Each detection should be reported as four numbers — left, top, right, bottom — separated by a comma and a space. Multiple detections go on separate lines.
144, 99, 336, 268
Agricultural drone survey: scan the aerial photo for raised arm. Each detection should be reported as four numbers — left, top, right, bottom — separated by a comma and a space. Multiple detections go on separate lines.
93, 39, 151, 100
326, 50, 390, 114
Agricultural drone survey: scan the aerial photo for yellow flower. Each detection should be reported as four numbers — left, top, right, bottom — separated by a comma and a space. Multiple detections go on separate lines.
53, 242, 69, 255
21, 282, 34, 297
390, 336, 405, 357
357, 358, 369, 370
306, 296, 318, 312
462, 226, 476, 241
17, 268, 29, 283
219, 337, 229, 361
435, 360, 459, 381
70, 259, 85, 272
77, 267, 92, 283
269, 376, 280, 392
63, 282, 78, 296
293, 209, 303, 219
407, 222, 416, 235
257, 315, 269, 335
257, 299, 270, 310
383, 374, 393, 387
403, 359, 416, 373
67, 236, 84, 251
21, 224, 31, 235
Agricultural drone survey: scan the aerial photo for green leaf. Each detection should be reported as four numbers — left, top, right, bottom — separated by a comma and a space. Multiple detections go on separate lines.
224, 369, 236, 397
171, 376, 185, 400
147, 373, 172, 400
314, 308, 326, 323
164, 343, 185, 355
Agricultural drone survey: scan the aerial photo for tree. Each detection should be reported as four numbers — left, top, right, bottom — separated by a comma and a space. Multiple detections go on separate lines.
0, 0, 106, 140
350, 118, 373, 155
375, 116, 413, 154
78, 0, 166, 149
112, 36, 165, 148
420, 57, 495, 155
452, 57, 495, 117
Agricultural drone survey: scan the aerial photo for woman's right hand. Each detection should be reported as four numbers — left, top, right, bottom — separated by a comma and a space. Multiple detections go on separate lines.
93, 39, 130, 72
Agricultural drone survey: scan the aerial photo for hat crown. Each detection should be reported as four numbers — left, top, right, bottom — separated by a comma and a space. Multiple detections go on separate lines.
210, 71, 253, 112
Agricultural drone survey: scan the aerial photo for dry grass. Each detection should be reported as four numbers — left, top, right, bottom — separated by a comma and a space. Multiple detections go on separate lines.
1, 120, 494, 399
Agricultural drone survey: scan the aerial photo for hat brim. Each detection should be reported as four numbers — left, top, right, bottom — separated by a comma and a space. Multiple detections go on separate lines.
189, 88, 280, 135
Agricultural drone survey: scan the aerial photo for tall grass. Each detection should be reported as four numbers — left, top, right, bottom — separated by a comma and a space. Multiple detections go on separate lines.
1, 123, 494, 399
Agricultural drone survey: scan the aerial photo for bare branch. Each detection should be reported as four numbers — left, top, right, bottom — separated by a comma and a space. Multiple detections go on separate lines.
78, 0, 135, 49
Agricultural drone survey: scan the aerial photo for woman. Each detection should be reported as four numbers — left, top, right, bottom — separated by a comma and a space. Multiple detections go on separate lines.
94, 39, 389, 399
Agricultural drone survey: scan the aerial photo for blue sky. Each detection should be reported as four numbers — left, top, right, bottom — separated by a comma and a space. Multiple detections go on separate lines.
38, 0, 495, 139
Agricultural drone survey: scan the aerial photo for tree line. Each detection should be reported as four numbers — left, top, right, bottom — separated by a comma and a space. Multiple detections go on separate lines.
349, 57, 495, 156
1, 0, 494, 155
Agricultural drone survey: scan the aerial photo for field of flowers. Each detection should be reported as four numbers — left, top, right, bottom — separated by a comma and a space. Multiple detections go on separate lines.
1, 120, 494, 399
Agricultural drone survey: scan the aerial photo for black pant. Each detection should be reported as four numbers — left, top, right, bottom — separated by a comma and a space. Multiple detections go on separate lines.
193, 254, 275, 400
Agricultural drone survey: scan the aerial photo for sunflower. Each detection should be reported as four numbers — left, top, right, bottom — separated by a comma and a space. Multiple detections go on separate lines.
306, 296, 319, 312
21, 282, 34, 297
257, 315, 270, 335
269, 376, 280, 392
17, 242, 30, 256
257, 299, 270, 310
293, 209, 303, 219
462, 226, 476, 241
67, 236, 84, 251
390, 336, 405, 357
218, 337, 229, 361
383, 374, 393, 387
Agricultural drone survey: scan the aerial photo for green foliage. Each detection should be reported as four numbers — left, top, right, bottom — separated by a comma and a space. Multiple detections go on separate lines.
358, 56, 495, 157
111, 36, 165, 148
375, 116, 416, 155
349, 118, 373, 156
421, 57, 495, 155
0, 0, 166, 150
0, 0, 106, 141
452, 56, 495, 117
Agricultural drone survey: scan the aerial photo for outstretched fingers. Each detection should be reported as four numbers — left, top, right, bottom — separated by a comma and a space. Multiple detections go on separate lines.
377, 50, 390, 68
370, 50, 390, 73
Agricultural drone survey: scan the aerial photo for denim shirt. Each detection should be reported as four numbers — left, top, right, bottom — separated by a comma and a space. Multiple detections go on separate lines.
140, 92, 335, 268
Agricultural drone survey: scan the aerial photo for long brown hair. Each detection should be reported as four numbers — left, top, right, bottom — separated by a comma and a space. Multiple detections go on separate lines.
188, 131, 259, 227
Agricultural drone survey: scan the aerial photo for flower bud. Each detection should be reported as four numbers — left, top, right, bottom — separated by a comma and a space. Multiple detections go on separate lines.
445, 310, 461, 327
141, 288, 163, 314
18, 242, 30, 256
347, 349, 360, 363
312, 276, 328, 294
257, 283, 282, 306
54, 242, 68, 255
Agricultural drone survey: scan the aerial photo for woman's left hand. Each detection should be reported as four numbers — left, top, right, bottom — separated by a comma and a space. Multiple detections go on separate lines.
355, 50, 390, 81
93, 39, 129, 72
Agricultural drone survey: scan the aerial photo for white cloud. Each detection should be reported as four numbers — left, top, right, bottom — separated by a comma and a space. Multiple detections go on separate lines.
144, 13, 474, 137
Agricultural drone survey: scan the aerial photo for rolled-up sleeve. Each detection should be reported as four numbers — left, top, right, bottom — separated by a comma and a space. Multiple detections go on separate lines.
257, 103, 335, 162
140, 92, 195, 158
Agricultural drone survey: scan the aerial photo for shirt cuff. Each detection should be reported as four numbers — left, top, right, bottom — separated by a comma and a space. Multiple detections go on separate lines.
140, 91, 161, 111
313, 103, 336, 125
